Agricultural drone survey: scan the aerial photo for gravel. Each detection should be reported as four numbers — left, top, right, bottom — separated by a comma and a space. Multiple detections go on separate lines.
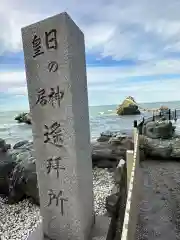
0, 198, 41, 240
136, 159, 180, 240
0, 167, 115, 240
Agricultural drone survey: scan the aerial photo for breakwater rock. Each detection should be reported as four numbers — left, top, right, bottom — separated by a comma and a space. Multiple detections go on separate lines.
139, 117, 180, 159
0, 131, 133, 205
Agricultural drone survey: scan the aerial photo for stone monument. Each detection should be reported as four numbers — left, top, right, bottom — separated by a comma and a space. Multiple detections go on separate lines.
22, 12, 94, 240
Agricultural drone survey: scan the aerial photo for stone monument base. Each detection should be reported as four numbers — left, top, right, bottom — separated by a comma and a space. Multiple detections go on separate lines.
27, 215, 111, 240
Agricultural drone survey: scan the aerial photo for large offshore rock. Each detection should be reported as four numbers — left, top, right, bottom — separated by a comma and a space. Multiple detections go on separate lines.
116, 96, 140, 115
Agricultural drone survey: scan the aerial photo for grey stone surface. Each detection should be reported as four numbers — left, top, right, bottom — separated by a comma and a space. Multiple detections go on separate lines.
22, 12, 94, 240
27, 215, 111, 240
91, 216, 111, 240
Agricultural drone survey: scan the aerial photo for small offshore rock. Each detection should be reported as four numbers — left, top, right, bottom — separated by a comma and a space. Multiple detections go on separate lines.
13, 141, 29, 149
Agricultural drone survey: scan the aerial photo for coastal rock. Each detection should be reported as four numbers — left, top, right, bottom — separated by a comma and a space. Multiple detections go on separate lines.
108, 134, 127, 145
8, 141, 39, 204
92, 135, 134, 165
13, 140, 29, 149
142, 119, 175, 139
143, 137, 173, 158
95, 160, 117, 168
8, 155, 39, 205
159, 105, 170, 115
116, 96, 140, 115
15, 113, 31, 125
0, 138, 11, 152
160, 105, 169, 110
0, 131, 134, 205
0, 152, 16, 195
106, 193, 119, 215
141, 135, 180, 159
169, 138, 180, 158
97, 130, 120, 142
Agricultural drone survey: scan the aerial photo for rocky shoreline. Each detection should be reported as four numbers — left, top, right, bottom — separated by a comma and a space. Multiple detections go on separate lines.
1, 115, 180, 239
0, 130, 134, 205
1, 116, 180, 205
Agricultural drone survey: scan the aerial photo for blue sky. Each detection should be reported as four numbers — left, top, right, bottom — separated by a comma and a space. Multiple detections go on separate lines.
1, 0, 180, 110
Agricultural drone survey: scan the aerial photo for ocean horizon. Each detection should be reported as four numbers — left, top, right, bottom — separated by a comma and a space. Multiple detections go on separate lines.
1, 100, 180, 146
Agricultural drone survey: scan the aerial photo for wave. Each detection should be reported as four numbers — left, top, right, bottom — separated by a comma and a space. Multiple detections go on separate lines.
0, 123, 23, 130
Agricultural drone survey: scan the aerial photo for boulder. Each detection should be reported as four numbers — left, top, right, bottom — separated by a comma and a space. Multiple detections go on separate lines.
160, 105, 169, 110
0, 131, 134, 205
0, 152, 16, 195
170, 138, 180, 158
0, 138, 11, 152
15, 112, 31, 124
143, 137, 172, 158
8, 156, 39, 205
97, 130, 121, 142
159, 106, 170, 115
142, 119, 175, 139
8, 141, 39, 204
92, 135, 134, 164
13, 140, 29, 149
108, 134, 127, 145
106, 193, 119, 215
95, 160, 117, 168
116, 96, 140, 115
140, 135, 180, 159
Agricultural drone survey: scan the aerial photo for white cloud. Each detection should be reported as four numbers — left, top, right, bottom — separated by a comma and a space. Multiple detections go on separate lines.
2, 58, 180, 88
0, 71, 25, 83
1, 0, 180, 105
1, 60, 180, 105
1, 0, 180, 60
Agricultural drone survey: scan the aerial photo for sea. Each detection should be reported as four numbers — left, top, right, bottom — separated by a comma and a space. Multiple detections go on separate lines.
1, 100, 180, 147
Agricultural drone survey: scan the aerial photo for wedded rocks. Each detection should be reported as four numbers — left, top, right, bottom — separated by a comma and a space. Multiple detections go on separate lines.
116, 96, 140, 115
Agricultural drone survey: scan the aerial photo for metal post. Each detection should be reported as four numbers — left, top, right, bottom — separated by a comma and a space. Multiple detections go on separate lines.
152, 113, 155, 121
169, 109, 171, 120
175, 109, 177, 122
134, 120, 137, 128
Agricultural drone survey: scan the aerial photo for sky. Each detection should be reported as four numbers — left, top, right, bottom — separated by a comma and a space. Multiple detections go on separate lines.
1, 0, 180, 110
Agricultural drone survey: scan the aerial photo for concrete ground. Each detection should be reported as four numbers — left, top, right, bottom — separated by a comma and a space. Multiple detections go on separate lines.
135, 159, 180, 240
